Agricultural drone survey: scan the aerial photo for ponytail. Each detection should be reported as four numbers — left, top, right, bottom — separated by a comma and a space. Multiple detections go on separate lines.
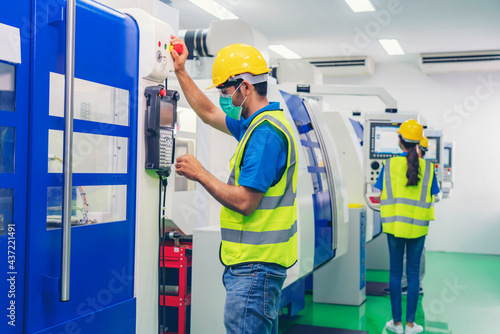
399, 135, 421, 186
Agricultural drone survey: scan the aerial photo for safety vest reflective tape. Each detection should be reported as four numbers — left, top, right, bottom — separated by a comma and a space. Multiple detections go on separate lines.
220, 110, 298, 268
380, 156, 434, 239
381, 216, 430, 227
221, 220, 298, 245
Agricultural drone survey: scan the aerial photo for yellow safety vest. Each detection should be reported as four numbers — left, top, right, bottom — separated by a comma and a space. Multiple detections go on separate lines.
380, 156, 435, 239
220, 110, 298, 268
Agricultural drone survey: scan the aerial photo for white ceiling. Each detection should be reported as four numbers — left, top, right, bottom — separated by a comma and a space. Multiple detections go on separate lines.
169, 0, 500, 64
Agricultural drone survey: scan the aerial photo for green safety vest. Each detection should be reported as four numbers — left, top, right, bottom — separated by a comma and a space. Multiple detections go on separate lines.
380, 156, 435, 239
220, 110, 298, 268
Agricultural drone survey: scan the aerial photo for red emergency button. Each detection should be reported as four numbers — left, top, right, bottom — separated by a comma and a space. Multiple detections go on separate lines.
159, 89, 166, 97
448, 168, 451, 171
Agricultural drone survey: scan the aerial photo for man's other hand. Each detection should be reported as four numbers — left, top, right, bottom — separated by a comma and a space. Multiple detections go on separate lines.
175, 154, 205, 181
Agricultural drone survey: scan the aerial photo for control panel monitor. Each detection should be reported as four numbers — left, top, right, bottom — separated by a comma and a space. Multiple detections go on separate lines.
369, 122, 402, 159
424, 136, 440, 163
443, 147, 452, 168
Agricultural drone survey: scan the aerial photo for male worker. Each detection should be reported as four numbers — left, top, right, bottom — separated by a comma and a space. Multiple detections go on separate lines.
170, 36, 298, 334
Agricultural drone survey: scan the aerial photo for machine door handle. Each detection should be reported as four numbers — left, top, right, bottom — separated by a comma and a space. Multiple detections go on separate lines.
60, 0, 76, 302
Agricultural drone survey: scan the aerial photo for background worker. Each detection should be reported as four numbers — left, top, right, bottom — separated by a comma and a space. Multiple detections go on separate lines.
170, 36, 298, 334
400, 135, 441, 295
374, 120, 440, 334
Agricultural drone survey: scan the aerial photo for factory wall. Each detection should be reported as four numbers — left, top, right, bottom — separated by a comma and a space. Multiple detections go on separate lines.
323, 61, 500, 255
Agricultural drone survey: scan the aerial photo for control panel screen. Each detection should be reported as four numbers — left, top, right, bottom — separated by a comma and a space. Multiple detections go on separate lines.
443, 147, 451, 167
160, 101, 174, 128
370, 123, 402, 159
425, 138, 437, 160
424, 136, 440, 163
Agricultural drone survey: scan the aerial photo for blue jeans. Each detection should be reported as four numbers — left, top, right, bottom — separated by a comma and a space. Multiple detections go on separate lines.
387, 234, 426, 323
223, 263, 287, 334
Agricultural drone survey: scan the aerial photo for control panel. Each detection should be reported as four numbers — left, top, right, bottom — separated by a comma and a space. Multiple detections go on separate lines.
122, 8, 175, 82
442, 142, 454, 198
424, 129, 444, 186
144, 85, 180, 177
366, 122, 402, 183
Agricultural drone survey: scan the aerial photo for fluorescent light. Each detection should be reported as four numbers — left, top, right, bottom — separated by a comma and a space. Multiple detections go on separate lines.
269, 45, 301, 59
188, 0, 238, 20
378, 39, 405, 55
344, 0, 376, 12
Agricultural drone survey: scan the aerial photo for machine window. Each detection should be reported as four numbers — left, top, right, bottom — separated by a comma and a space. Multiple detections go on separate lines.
49, 72, 129, 126
48, 130, 128, 174
0, 188, 13, 236
0, 126, 15, 173
0, 62, 16, 112
47, 184, 127, 229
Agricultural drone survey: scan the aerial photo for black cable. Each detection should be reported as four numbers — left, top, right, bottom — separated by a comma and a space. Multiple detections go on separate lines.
158, 178, 162, 334
162, 176, 167, 334
157, 173, 170, 334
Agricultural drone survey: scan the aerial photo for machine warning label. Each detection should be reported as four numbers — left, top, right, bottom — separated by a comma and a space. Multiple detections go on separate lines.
6, 224, 16, 327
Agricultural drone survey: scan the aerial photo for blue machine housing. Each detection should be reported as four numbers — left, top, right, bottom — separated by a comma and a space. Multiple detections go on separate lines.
278, 91, 338, 316
0, 1, 32, 333
10, 1, 141, 332
281, 90, 335, 268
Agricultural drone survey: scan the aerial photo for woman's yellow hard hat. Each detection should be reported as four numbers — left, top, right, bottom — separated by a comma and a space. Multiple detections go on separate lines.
397, 119, 424, 143
207, 43, 270, 89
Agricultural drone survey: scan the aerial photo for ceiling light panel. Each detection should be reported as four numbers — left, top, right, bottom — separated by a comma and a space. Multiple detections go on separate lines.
188, 0, 238, 20
269, 45, 302, 60
378, 39, 406, 55
344, 0, 376, 12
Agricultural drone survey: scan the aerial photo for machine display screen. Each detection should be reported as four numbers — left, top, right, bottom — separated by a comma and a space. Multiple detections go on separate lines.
369, 123, 402, 159
160, 101, 174, 128
424, 136, 440, 163
443, 147, 451, 167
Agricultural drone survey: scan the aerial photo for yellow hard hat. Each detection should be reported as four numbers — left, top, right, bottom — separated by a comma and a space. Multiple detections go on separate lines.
397, 119, 424, 143
207, 44, 270, 89
420, 136, 429, 149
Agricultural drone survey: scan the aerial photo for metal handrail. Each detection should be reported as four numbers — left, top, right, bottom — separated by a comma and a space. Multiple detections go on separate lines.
61, 0, 76, 302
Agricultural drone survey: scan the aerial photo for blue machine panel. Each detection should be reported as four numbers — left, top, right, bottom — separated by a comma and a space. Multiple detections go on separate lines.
360, 210, 366, 290
281, 90, 334, 267
23, 1, 139, 332
372, 210, 382, 238
349, 118, 364, 146
0, 1, 32, 332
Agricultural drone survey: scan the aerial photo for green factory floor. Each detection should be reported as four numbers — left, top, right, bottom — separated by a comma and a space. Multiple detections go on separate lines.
278, 252, 500, 334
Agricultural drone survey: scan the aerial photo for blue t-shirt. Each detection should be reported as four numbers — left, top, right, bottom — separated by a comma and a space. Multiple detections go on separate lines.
225, 102, 288, 193
374, 152, 440, 195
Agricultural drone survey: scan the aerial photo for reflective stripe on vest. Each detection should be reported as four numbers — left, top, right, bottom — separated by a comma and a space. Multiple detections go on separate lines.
220, 110, 298, 268
381, 216, 430, 227
381, 159, 433, 209
380, 157, 434, 238
221, 220, 298, 245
